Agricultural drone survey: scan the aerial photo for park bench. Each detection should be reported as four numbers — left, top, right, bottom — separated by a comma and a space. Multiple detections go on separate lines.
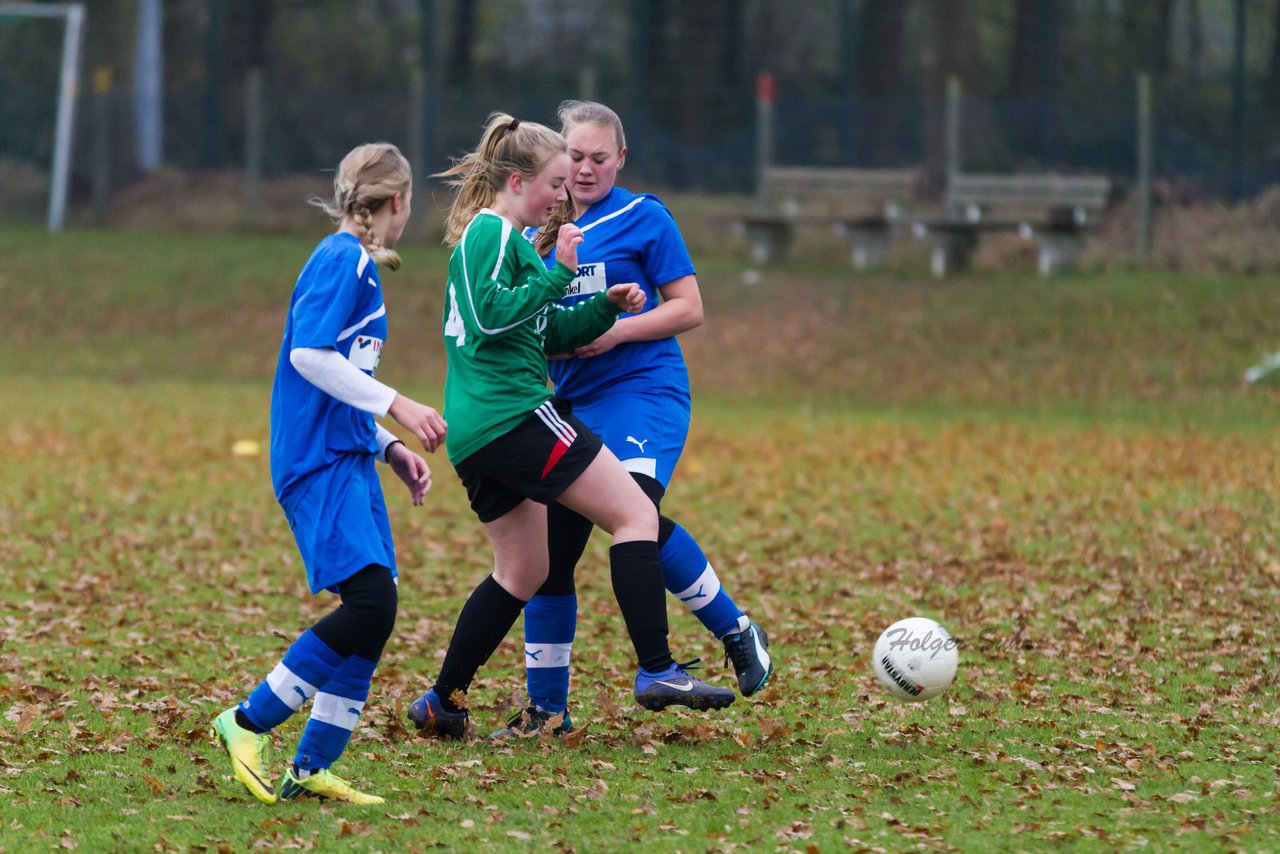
738, 166, 919, 269
911, 173, 1112, 277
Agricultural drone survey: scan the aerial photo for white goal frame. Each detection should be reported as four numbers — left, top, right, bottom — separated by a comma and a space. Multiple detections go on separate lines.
0, 2, 84, 231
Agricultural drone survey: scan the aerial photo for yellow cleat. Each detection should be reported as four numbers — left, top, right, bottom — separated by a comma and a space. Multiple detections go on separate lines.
278, 767, 385, 805
211, 707, 277, 804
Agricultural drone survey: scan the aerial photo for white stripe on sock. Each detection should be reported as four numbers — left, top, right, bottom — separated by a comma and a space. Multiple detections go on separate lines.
673, 562, 722, 612
266, 663, 318, 711
524, 642, 573, 668
310, 692, 364, 731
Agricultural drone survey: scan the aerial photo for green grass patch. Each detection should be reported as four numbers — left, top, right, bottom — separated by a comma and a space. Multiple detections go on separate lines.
1, 227, 1278, 849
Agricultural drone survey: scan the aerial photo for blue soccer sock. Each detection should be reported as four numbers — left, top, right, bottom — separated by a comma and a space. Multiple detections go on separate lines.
661, 524, 746, 639
239, 629, 344, 733
294, 654, 378, 772
522, 593, 577, 714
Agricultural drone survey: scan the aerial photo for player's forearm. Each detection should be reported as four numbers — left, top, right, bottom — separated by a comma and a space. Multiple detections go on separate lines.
544, 292, 624, 353
615, 295, 703, 343
289, 347, 397, 416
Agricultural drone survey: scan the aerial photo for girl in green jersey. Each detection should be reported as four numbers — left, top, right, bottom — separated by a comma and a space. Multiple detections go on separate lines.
409, 114, 731, 737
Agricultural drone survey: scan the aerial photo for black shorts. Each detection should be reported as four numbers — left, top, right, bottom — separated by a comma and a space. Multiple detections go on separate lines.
454, 398, 604, 523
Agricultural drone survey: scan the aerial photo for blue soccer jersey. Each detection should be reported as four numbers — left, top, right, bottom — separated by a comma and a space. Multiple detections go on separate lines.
535, 186, 695, 402
270, 232, 389, 508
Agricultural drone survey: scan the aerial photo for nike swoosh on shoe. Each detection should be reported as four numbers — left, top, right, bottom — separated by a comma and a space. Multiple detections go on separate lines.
237, 759, 274, 794
653, 679, 695, 692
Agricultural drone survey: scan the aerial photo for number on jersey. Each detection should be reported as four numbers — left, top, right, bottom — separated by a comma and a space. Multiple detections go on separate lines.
444, 282, 466, 346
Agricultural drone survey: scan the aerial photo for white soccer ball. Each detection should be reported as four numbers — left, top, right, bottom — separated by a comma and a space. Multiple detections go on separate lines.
872, 617, 959, 702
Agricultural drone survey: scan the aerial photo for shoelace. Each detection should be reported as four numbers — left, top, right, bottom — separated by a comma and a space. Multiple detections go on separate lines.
675, 657, 704, 675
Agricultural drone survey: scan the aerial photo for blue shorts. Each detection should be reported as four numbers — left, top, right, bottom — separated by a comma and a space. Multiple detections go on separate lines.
570, 387, 691, 488
281, 453, 396, 594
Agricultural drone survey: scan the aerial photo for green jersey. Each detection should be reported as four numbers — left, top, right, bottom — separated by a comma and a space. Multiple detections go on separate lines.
442, 209, 622, 464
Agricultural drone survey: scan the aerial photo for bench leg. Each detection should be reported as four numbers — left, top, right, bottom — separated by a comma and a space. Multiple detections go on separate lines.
743, 224, 793, 265
918, 230, 977, 277
843, 226, 892, 271
1031, 232, 1086, 276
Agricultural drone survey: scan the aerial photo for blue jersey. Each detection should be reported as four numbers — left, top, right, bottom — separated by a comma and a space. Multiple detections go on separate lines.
270, 232, 388, 508
533, 187, 695, 402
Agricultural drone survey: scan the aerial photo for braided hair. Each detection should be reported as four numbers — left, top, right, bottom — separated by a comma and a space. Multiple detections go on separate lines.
313, 143, 412, 271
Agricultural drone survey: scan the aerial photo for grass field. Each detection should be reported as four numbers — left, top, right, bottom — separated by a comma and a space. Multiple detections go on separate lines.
1, 225, 1278, 851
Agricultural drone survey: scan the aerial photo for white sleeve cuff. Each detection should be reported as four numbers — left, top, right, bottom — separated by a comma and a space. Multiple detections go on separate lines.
374, 424, 401, 463
289, 347, 398, 417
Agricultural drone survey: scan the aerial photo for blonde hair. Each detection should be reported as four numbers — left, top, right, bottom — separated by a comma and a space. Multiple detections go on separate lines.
535, 101, 626, 257
558, 99, 626, 151
313, 142, 412, 271
435, 113, 567, 247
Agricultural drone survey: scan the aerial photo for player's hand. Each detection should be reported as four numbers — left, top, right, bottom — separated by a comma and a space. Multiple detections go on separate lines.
573, 324, 625, 359
388, 442, 432, 506
605, 282, 645, 314
388, 394, 447, 453
556, 224, 584, 272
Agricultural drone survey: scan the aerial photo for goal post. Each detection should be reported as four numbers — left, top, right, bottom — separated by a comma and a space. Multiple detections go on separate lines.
0, 2, 85, 232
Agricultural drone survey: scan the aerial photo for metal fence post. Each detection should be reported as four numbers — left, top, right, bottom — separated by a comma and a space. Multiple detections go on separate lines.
1136, 72, 1153, 260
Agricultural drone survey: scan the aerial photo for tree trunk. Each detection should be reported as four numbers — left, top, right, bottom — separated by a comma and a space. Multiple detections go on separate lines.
1268, 0, 1280, 120
854, 0, 906, 166
446, 0, 476, 86
921, 0, 977, 192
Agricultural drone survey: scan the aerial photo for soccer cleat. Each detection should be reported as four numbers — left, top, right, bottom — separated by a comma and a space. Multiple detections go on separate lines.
278, 767, 384, 805
487, 706, 573, 740
633, 659, 735, 711
722, 620, 773, 696
407, 688, 468, 739
210, 707, 277, 804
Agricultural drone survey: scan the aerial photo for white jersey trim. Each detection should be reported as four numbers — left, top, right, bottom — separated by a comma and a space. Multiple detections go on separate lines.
336, 304, 386, 342
356, 246, 371, 278
458, 210, 553, 337
580, 196, 648, 234
620, 457, 657, 478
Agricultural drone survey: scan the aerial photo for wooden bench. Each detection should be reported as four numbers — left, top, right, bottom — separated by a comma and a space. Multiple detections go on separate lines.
911, 173, 1112, 277
738, 166, 919, 269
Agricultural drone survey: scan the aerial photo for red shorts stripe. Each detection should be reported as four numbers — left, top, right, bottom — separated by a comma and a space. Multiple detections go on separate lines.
540, 439, 570, 480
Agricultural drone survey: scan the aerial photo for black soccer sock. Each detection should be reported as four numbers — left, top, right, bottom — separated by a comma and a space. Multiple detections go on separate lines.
310, 564, 398, 661
610, 540, 674, 673
432, 575, 526, 712
235, 709, 267, 734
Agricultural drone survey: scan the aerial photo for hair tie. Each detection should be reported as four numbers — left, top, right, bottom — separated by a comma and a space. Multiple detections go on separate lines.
506, 118, 521, 134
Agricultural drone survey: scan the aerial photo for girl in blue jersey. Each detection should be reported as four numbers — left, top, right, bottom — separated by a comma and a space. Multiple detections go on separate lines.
496, 102, 774, 738
212, 143, 446, 805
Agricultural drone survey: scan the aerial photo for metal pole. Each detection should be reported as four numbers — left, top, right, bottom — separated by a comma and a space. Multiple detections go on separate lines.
133, 0, 163, 171
49, 2, 84, 231
755, 71, 775, 211
945, 75, 961, 182
204, 0, 224, 168
1136, 73, 1153, 259
92, 66, 111, 226
417, 0, 436, 190
244, 67, 263, 221
1232, 0, 1247, 200
579, 65, 597, 102
838, 0, 856, 164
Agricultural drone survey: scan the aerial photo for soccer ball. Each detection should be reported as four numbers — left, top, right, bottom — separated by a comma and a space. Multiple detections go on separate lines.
871, 617, 959, 702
